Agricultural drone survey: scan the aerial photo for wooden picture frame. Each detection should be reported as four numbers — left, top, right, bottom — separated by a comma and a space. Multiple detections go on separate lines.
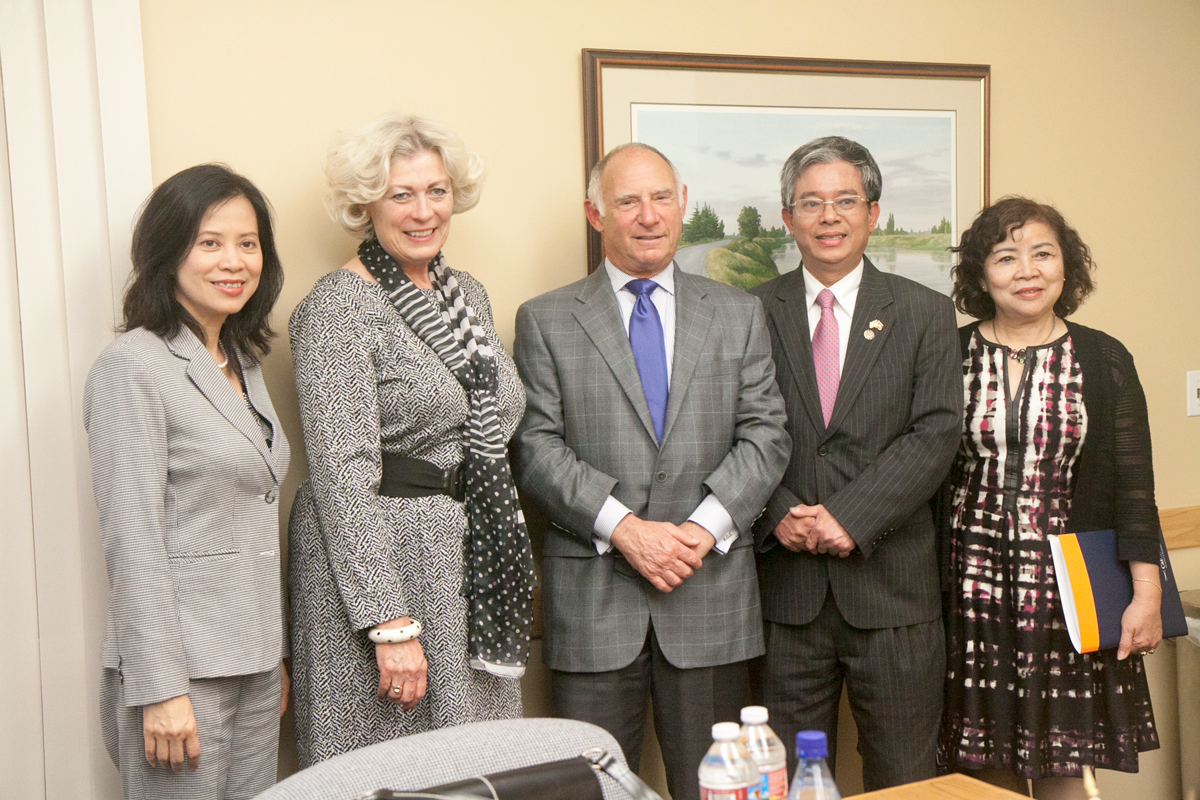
582, 49, 989, 292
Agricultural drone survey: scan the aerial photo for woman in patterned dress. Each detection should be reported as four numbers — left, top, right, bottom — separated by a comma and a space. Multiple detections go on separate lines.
940, 197, 1162, 799
288, 114, 535, 766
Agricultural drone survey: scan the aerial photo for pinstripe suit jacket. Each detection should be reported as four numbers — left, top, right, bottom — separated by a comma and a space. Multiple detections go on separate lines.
84, 327, 289, 707
513, 265, 790, 672
750, 259, 961, 629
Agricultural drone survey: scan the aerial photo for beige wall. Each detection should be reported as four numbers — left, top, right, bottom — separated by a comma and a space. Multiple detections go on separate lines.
138, 0, 1200, 502
138, 1, 1200, 796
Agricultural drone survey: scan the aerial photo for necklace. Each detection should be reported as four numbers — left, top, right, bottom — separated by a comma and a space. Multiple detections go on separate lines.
992, 316, 1058, 365
215, 345, 229, 370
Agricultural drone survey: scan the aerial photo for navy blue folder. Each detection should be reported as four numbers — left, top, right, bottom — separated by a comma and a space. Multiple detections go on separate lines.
1049, 529, 1187, 654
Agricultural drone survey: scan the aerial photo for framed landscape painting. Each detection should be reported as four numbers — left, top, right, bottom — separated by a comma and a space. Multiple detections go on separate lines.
582, 50, 990, 295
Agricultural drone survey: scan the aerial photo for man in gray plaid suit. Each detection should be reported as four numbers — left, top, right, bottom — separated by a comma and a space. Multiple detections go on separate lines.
513, 143, 790, 800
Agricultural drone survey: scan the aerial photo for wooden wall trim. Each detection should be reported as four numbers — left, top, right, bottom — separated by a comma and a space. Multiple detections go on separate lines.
1163, 505, 1200, 551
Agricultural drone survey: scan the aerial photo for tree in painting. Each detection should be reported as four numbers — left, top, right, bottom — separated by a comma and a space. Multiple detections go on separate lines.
736, 206, 762, 240
682, 203, 725, 243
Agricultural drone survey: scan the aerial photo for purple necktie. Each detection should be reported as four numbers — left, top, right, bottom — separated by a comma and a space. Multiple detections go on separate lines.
625, 279, 668, 443
812, 288, 839, 427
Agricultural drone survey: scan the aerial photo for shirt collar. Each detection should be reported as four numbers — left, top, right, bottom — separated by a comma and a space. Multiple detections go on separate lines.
604, 259, 676, 297
802, 259, 863, 310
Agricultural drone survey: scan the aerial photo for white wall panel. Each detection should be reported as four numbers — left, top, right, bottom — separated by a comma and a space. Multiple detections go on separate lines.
92, 0, 149, 319
0, 1, 150, 797
0, 57, 48, 800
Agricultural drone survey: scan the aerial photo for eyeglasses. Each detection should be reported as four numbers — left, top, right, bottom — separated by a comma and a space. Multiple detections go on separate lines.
789, 195, 869, 218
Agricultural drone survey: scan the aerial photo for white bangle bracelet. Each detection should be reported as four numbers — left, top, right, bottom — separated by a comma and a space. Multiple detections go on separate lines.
368, 620, 422, 644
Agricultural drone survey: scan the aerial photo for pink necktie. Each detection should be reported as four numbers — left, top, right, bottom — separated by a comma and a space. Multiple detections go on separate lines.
812, 288, 839, 427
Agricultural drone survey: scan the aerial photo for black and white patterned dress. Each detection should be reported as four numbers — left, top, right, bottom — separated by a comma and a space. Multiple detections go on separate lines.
940, 330, 1157, 778
288, 268, 525, 767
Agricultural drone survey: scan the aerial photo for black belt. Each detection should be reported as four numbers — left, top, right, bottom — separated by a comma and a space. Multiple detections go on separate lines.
379, 453, 464, 502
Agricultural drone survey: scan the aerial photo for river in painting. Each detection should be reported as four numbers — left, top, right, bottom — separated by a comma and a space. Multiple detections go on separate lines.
771, 239, 953, 297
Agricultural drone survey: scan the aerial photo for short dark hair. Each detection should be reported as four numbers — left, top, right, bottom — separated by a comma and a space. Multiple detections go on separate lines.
123, 164, 283, 361
779, 136, 882, 208
951, 196, 1094, 320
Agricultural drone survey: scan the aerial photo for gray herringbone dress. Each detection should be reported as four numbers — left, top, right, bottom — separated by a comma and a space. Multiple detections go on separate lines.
288, 269, 524, 767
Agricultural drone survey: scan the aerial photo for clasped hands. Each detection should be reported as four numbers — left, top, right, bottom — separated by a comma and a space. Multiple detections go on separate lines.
773, 503, 856, 557
610, 516, 715, 593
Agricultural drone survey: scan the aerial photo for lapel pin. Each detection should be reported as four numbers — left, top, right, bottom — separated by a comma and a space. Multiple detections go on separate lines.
863, 329, 876, 340
869, 319, 884, 330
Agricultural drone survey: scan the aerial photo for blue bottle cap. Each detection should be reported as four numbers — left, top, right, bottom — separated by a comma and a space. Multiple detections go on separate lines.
795, 730, 827, 759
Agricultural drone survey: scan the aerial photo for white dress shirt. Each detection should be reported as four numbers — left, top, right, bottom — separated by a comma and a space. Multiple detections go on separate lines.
802, 260, 864, 374
590, 260, 738, 555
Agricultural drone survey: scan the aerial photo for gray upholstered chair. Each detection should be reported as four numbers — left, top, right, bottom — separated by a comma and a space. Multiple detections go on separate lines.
254, 717, 634, 800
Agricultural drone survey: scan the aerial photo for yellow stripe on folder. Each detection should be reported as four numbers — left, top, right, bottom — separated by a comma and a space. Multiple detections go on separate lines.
1059, 534, 1100, 653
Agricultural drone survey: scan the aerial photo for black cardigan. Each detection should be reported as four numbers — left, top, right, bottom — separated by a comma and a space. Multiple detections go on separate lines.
950, 320, 1161, 565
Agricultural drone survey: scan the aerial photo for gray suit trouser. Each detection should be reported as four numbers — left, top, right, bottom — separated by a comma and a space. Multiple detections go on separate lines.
551, 627, 750, 800
762, 589, 944, 793
101, 663, 281, 800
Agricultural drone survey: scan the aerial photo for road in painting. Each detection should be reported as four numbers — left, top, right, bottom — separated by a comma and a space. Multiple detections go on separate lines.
632, 105, 955, 295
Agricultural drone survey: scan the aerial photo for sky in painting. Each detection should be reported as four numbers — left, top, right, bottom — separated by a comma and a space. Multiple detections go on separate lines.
631, 105, 955, 233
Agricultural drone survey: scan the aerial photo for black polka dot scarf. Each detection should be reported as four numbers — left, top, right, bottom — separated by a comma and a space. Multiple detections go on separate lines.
359, 238, 535, 678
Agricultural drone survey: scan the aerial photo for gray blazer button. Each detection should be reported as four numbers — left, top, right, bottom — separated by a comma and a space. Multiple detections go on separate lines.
264, 489, 278, 504
816, 446, 828, 457
655, 471, 667, 482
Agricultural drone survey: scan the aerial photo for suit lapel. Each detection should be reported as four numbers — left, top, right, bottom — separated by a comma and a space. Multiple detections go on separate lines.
826, 258, 895, 434
662, 267, 713, 443
572, 267, 659, 444
166, 328, 283, 481
240, 356, 286, 481
766, 269, 825, 433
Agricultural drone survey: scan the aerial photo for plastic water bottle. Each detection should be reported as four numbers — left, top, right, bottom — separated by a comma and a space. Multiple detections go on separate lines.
786, 731, 840, 800
699, 721, 761, 800
740, 706, 789, 800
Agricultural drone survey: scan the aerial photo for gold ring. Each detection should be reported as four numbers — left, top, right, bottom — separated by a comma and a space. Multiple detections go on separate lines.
1144, 648, 1156, 656
391, 686, 402, 694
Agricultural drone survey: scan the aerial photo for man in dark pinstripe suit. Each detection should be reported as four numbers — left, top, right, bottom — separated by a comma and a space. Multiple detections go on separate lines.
749, 137, 962, 791
513, 143, 790, 800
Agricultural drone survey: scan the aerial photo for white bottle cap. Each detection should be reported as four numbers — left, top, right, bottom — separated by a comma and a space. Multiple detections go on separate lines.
712, 722, 741, 741
740, 705, 768, 725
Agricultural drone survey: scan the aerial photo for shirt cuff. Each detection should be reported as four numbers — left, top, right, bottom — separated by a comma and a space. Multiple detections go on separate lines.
593, 495, 633, 555
689, 494, 738, 554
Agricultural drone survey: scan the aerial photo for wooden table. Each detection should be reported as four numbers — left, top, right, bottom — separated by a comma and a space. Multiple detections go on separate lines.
854, 773, 1029, 798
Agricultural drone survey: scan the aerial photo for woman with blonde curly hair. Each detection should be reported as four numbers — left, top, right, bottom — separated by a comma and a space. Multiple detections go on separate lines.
288, 114, 534, 765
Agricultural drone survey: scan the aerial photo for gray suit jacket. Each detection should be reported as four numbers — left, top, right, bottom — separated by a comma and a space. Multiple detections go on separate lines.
750, 259, 961, 629
84, 327, 289, 707
513, 265, 790, 672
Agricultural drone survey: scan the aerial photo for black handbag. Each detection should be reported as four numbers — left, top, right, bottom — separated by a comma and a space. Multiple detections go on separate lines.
357, 748, 662, 800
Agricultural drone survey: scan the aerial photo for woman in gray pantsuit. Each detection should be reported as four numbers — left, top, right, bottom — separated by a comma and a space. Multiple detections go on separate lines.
84, 165, 290, 800
288, 114, 534, 766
